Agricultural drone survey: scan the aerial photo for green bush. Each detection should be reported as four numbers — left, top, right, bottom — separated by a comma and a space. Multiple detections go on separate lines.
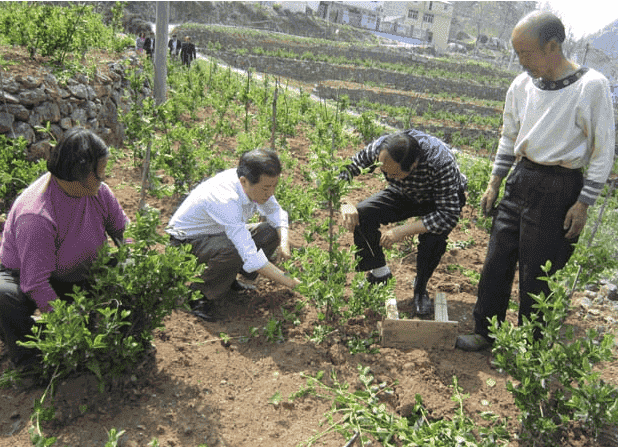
0, 134, 47, 214
490, 261, 618, 444
20, 206, 204, 388
0, 2, 113, 65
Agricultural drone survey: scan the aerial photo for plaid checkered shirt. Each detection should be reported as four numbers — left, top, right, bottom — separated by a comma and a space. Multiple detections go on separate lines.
340, 129, 468, 234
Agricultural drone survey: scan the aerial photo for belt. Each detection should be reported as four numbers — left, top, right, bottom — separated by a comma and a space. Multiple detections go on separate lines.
520, 157, 582, 175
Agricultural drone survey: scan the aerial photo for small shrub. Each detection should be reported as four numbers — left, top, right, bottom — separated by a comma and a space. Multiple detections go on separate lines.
490, 261, 618, 444
20, 206, 204, 388
0, 135, 47, 214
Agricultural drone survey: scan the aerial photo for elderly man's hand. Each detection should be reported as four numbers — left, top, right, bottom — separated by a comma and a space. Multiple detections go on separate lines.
480, 185, 499, 216
340, 202, 359, 232
564, 201, 588, 239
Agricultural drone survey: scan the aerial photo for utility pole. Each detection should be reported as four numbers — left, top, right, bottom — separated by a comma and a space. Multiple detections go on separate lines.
582, 42, 590, 66
141, 1, 169, 210
154, 1, 169, 106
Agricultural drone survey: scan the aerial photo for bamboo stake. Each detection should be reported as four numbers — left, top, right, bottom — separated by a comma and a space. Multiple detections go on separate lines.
271, 78, 279, 149
138, 141, 152, 210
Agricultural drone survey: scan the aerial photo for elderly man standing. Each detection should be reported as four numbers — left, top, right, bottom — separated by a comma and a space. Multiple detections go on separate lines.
456, 11, 615, 351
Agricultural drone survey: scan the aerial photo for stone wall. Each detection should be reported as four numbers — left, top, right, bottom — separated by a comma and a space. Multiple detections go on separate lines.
204, 50, 508, 102
0, 57, 147, 159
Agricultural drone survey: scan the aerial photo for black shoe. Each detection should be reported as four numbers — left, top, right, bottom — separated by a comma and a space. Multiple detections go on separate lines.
230, 279, 256, 292
413, 290, 433, 316
191, 299, 217, 322
366, 272, 393, 286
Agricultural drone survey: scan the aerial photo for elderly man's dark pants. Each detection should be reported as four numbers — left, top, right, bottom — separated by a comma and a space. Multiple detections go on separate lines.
473, 160, 583, 340
354, 186, 465, 294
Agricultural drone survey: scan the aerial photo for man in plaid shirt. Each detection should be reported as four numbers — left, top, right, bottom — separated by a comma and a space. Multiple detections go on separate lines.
340, 129, 467, 315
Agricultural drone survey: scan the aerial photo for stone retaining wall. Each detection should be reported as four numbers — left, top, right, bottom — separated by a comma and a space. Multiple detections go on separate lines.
204, 50, 508, 102
0, 57, 148, 159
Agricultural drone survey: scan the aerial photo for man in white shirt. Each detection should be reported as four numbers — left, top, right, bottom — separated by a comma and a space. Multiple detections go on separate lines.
456, 11, 615, 351
166, 148, 300, 320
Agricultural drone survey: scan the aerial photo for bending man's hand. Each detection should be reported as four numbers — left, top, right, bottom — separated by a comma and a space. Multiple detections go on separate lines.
380, 228, 400, 249
276, 244, 292, 263
340, 202, 359, 232
276, 227, 292, 263
564, 201, 588, 239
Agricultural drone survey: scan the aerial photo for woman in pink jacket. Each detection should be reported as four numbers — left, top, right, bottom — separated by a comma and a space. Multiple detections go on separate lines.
0, 128, 128, 369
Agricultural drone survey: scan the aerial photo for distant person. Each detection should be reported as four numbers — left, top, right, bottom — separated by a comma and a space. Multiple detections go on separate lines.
144, 32, 155, 59
0, 128, 128, 370
339, 130, 467, 316
166, 148, 300, 321
168, 34, 181, 59
456, 11, 615, 351
135, 32, 145, 54
180, 36, 196, 67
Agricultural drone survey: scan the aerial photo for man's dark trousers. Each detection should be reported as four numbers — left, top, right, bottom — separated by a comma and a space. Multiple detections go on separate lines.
354, 186, 465, 294
473, 158, 583, 340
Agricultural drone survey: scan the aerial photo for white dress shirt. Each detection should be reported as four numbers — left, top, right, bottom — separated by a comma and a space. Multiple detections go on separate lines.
165, 168, 288, 272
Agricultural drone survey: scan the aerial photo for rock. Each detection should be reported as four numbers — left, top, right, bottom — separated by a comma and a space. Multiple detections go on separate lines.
29, 139, 52, 160
68, 84, 89, 99
4, 104, 29, 121
49, 123, 64, 141
44, 73, 58, 85
10, 121, 36, 143
1, 77, 21, 94
60, 117, 73, 129
16, 75, 42, 89
18, 87, 47, 105
599, 283, 618, 301
0, 91, 19, 104
0, 112, 14, 133
579, 297, 593, 309
42, 102, 61, 123
71, 108, 88, 126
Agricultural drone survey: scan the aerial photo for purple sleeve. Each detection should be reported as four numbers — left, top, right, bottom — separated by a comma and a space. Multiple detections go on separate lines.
14, 214, 58, 313
100, 183, 129, 240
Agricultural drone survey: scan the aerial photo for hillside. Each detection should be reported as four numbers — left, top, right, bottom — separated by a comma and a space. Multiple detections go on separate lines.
586, 19, 618, 80
121, 1, 379, 43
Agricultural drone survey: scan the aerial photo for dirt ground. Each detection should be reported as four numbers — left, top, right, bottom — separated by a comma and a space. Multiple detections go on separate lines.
2, 47, 618, 447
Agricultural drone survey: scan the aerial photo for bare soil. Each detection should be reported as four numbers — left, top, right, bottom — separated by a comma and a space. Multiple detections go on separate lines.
1, 45, 618, 447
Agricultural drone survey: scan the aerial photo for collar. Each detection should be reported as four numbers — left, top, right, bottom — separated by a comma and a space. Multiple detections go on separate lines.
235, 173, 253, 207
532, 67, 589, 91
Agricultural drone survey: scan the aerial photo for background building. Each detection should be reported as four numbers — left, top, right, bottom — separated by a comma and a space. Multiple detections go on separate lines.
381, 1, 453, 51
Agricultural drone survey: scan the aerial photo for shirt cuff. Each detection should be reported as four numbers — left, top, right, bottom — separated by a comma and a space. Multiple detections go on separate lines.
242, 249, 269, 273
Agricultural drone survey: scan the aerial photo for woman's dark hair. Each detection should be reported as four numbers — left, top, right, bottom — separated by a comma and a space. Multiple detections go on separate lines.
47, 127, 109, 182
237, 148, 282, 184
378, 133, 422, 171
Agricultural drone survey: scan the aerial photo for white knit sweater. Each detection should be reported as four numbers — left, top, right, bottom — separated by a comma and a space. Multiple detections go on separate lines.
493, 67, 615, 205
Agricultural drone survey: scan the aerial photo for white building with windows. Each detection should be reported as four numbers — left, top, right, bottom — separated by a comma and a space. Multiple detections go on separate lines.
381, 1, 453, 51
